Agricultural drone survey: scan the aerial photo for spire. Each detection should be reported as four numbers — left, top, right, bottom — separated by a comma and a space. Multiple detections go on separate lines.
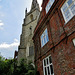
31, 0, 40, 10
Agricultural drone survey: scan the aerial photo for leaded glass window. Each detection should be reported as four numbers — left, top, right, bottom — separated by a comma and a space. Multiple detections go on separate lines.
61, 0, 75, 23
41, 28, 49, 47
43, 55, 54, 75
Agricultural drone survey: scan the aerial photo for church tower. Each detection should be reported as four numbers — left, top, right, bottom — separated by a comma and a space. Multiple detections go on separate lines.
17, 0, 40, 64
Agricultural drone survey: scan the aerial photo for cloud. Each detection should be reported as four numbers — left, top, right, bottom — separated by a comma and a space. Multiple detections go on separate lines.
0, 39, 19, 58
0, 20, 4, 25
0, 20, 4, 30
0, 39, 19, 49
0, 22, 4, 26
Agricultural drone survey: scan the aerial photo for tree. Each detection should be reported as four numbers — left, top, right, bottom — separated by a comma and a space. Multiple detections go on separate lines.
0, 55, 38, 75
0, 56, 14, 75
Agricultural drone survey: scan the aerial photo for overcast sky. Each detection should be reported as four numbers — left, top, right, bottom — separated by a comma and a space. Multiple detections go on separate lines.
0, 0, 42, 58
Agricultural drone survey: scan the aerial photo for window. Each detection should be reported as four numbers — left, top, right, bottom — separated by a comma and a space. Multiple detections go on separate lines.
29, 26, 32, 35
46, 0, 55, 13
72, 38, 75, 46
41, 28, 49, 47
29, 46, 34, 56
43, 55, 54, 75
61, 0, 75, 23
30, 14, 33, 21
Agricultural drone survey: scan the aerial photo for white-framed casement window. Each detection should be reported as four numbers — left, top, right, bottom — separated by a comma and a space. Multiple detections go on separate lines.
72, 38, 75, 46
46, 0, 55, 13
41, 28, 49, 47
43, 55, 54, 75
61, 0, 75, 23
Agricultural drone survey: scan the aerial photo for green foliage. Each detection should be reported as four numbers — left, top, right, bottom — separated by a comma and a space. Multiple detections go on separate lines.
0, 56, 14, 75
0, 56, 37, 75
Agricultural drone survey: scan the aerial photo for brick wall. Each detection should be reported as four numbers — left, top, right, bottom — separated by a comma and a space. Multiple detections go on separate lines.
35, 33, 75, 75
33, 0, 75, 75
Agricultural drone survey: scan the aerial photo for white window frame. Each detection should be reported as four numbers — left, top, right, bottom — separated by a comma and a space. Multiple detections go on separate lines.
43, 55, 54, 75
41, 28, 49, 47
61, 0, 75, 23
72, 38, 75, 46
46, 0, 55, 13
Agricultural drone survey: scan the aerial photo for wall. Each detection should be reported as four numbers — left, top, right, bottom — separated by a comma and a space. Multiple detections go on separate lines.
17, 8, 40, 64
33, 0, 75, 75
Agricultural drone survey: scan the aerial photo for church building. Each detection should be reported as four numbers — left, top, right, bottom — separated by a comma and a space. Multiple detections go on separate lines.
17, 0, 40, 63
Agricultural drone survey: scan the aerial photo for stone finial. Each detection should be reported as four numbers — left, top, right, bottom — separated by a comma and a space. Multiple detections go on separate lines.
25, 8, 27, 16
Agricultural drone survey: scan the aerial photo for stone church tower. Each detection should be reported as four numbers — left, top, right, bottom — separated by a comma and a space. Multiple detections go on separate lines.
17, 0, 40, 63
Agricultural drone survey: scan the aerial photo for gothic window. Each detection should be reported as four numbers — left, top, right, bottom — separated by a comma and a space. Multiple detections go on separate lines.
43, 55, 54, 75
46, 0, 55, 13
41, 28, 49, 47
61, 0, 75, 23
72, 38, 75, 46
29, 46, 34, 56
30, 14, 33, 21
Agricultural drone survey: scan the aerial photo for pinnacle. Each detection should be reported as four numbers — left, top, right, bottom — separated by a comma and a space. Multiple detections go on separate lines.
31, 0, 39, 10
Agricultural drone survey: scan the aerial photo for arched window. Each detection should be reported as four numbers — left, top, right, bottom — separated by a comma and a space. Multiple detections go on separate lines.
30, 14, 33, 21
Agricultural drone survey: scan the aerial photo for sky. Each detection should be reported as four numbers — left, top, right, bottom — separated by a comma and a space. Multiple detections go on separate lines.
0, 0, 42, 58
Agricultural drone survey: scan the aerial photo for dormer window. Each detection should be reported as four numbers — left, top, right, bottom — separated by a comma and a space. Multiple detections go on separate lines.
41, 28, 49, 47
61, 0, 75, 23
46, 0, 55, 13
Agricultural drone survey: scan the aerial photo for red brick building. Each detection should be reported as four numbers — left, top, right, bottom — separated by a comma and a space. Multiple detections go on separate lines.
33, 0, 75, 75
